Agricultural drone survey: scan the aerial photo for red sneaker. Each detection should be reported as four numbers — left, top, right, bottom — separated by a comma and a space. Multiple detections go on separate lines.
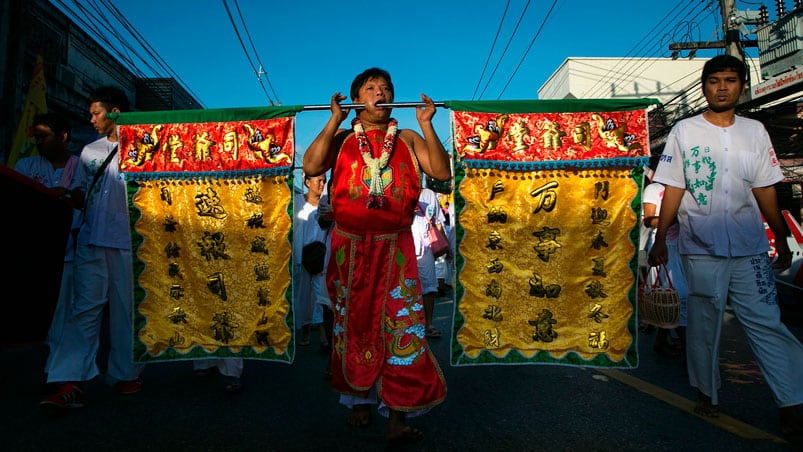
117, 377, 143, 395
40, 382, 84, 408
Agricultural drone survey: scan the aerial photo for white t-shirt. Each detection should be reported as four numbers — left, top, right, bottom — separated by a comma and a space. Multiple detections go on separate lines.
653, 114, 783, 257
293, 193, 328, 266
642, 182, 679, 246
412, 188, 445, 257
70, 136, 131, 250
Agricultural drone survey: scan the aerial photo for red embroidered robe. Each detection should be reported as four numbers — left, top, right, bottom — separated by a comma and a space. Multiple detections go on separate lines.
326, 125, 446, 410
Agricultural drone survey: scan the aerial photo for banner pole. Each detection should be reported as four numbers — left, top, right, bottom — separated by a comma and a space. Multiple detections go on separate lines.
302, 101, 445, 111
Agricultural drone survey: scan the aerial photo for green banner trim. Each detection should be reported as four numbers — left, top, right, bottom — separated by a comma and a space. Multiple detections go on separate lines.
110, 105, 304, 125
444, 98, 660, 113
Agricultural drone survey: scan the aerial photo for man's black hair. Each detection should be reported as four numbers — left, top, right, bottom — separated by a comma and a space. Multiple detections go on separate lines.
89, 86, 130, 112
350, 68, 394, 101
32, 112, 71, 142
701, 54, 747, 86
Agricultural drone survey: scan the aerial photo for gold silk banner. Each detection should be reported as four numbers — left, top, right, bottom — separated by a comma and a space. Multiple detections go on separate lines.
121, 113, 295, 363
450, 105, 649, 368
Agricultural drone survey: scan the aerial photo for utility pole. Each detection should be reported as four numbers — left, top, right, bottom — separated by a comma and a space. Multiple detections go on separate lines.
720, 0, 744, 60
668, 0, 756, 58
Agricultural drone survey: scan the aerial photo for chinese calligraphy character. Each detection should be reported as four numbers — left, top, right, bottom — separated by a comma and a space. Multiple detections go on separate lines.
590, 230, 608, 250
572, 122, 592, 150
251, 236, 270, 255
530, 181, 559, 213
255, 264, 270, 281
591, 257, 606, 277
197, 231, 230, 261
486, 257, 504, 274
211, 312, 238, 344
590, 207, 610, 225
541, 120, 566, 149
507, 119, 530, 152
206, 272, 227, 301
257, 287, 271, 306
489, 180, 504, 200
169, 284, 184, 301
243, 186, 262, 204
528, 309, 558, 342
160, 186, 172, 205
222, 130, 239, 160
166, 133, 184, 164
532, 226, 561, 262
585, 280, 608, 299
167, 307, 188, 324
483, 328, 501, 348
483, 304, 503, 322
165, 241, 180, 259
164, 215, 178, 232
588, 331, 609, 349
195, 187, 228, 220
246, 212, 265, 229
528, 272, 562, 298
594, 181, 609, 201
485, 279, 502, 299
588, 304, 609, 323
168, 262, 182, 279
193, 131, 215, 161
487, 230, 503, 250
487, 206, 507, 223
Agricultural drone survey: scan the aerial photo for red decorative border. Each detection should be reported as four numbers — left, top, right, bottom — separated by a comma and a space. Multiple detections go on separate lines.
118, 117, 294, 173
453, 110, 648, 162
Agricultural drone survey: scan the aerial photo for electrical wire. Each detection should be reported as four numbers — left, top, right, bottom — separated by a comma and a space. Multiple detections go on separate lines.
584, 1, 711, 99
471, 0, 511, 100
496, 0, 559, 99
221, 0, 276, 105
477, 0, 533, 100
232, 0, 281, 105
49, 0, 207, 108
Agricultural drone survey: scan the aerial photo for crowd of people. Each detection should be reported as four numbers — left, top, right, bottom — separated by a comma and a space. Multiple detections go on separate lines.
9, 60, 803, 442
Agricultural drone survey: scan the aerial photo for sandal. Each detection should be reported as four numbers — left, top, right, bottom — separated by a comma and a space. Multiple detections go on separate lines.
694, 392, 719, 418
224, 377, 243, 393
425, 325, 442, 338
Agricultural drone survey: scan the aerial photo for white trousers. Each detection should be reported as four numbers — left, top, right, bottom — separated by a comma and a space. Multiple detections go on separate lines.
684, 254, 803, 407
47, 246, 144, 383
193, 358, 243, 378
45, 262, 74, 373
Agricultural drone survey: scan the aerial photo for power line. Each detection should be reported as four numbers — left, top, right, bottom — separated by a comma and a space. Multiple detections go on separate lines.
50, 0, 207, 108
221, 0, 276, 105
496, 0, 560, 99
471, 0, 511, 100
584, 1, 709, 99
477, 0, 533, 100
231, 0, 281, 104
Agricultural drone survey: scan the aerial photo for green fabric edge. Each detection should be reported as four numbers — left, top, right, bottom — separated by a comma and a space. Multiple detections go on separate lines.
129, 178, 295, 363
111, 105, 303, 125
449, 162, 642, 368
444, 98, 660, 113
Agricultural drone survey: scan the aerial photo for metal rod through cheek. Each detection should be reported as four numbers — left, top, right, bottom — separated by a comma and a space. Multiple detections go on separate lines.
302, 102, 445, 111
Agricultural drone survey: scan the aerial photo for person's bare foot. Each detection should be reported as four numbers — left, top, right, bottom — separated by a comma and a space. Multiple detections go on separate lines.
387, 409, 423, 443
694, 392, 719, 418
780, 405, 803, 436
346, 404, 371, 428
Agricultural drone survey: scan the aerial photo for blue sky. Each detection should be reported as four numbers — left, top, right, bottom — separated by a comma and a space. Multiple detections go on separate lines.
66, 0, 752, 152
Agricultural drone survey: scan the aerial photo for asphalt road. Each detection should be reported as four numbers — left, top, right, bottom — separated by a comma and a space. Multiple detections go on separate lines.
2, 292, 802, 451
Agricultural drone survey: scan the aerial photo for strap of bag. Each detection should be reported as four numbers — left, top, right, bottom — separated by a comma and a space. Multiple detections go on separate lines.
650, 264, 675, 290
83, 144, 118, 213
77, 145, 118, 239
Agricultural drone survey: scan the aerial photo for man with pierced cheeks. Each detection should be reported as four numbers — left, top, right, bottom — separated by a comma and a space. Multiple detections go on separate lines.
304, 68, 449, 443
